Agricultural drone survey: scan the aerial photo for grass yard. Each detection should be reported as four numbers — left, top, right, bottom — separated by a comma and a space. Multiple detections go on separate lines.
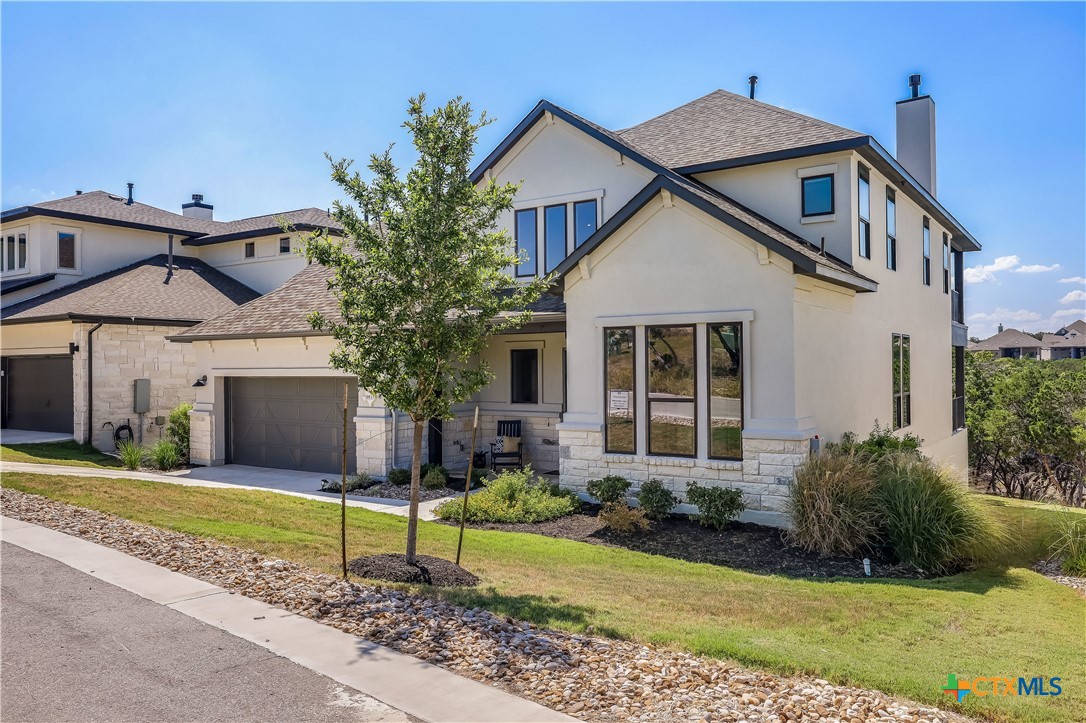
0, 441, 122, 469
3, 472, 1082, 723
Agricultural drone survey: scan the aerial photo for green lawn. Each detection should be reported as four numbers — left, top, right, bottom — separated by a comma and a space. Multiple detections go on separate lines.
3, 472, 1082, 723
0, 441, 122, 469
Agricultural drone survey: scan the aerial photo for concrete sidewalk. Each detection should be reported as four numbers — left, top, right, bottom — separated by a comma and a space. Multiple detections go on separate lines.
0, 515, 572, 723
0, 461, 452, 520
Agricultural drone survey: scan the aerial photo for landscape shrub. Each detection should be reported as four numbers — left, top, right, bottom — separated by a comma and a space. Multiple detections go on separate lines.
321, 473, 374, 493
828, 422, 922, 464
1048, 507, 1086, 576
434, 467, 577, 523
876, 453, 1005, 574
587, 475, 631, 505
148, 440, 181, 471
386, 468, 411, 486
685, 483, 745, 530
423, 466, 450, 490
789, 452, 880, 555
599, 502, 650, 533
117, 439, 144, 470
166, 402, 192, 462
636, 479, 677, 520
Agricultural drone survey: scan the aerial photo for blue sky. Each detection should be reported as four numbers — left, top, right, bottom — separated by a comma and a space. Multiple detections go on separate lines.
2, 2, 1083, 337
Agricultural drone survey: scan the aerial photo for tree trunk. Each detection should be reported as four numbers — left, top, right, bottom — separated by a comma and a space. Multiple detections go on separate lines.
405, 419, 424, 565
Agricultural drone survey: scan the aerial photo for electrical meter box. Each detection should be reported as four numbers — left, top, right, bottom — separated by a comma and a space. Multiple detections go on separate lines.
133, 379, 151, 413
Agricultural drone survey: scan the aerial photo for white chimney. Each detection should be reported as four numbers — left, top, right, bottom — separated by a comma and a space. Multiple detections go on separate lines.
896, 74, 937, 196
182, 193, 214, 220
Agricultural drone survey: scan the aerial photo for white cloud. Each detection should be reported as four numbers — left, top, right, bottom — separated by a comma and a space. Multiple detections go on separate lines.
1059, 290, 1086, 304
1058, 276, 1086, 284
968, 307, 1042, 323
963, 255, 1020, 283
1051, 308, 1085, 321
1012, 263, 1061, 274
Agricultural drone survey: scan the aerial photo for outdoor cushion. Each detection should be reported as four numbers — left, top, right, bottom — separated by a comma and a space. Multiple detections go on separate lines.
497, 436, 521, 454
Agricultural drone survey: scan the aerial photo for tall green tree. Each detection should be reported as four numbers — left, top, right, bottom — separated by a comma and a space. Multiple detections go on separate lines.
303, 96, 549, 564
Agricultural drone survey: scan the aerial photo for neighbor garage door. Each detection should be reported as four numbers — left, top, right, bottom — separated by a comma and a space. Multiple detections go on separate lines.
228, 377, 357, 474
2, 356, 74, 433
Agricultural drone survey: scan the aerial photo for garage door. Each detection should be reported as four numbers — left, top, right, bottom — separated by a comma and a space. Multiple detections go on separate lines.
2, 356, 74, 433
228, 377, 357, 474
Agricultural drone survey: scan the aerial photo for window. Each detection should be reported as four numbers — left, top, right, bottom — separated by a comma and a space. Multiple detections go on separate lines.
885, 191, 897, 270
857, 166, 871, 259
892, 333, 911, 430
708, 323, 743, 460
510, 349, 539, 404
647, 325, 696, 457
573, 199, 597, 248
18, 233, 26, 269
514, 208, 537, 277
5, 231, 28, 273
801, 174, 834, 217
244, 241, 255, 258
279, 237, 291, 254
57, 232, 76, 269
5, 235, 13, 271
544, 204, 566, 273
952, 346, 965, 431
922, 218, 931, 286
604, 328, 635, 453
942, 233, 950, 293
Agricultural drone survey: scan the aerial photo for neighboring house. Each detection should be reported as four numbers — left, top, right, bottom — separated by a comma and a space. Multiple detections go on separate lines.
1042, 320, 1086, 360
970, 320, 1086, 360
0, 188, 338, 440
172, 75, 980, 523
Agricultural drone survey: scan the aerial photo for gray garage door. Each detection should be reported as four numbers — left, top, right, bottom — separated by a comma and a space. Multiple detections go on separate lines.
3, 356, 74, 433
228, 377, 357, 474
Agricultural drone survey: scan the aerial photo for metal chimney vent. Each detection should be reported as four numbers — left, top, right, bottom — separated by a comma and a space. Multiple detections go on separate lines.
748, 75, 759, 100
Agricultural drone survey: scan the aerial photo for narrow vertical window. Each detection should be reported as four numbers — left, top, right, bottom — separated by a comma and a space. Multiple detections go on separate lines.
510, 349, 539, 404
647, 325, 696, 456
707, 323, 743, 460
5, 235, 14, 271
801, 174, 834, 217
514, 208, 537, 277
892, 333, 911, 430
573, 199, 597, 248
857, 166, 871, 259
604, 327, 635, 454
942, 233, 950, 293
885, 191, 896, 271
922, 218, 931, 286
57, 232, 76, 269
17, 233, 26, 269
543, 204, 566, 273
952, 346, 965, 431
244, 241, 255, 258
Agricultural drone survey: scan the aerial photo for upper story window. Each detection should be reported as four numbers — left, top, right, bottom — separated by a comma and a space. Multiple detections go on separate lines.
514, 208, 537, 278
3, 230, 28, 273
892, 333, 911, 430
942, 232, 950, 293
544, 204, 567, 274
857, 166, 871, 259
244, 241, 256, 259
801, 174, 834, 217
57, 232, 76, 269
510, 348, 539, 404
922, 217, 931, 286
279, 237, 291, 254
573, 199, 597, 248
885, 190, 897, 271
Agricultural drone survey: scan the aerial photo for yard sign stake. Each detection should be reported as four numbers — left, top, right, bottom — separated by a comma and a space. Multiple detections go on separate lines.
341, 381, 348, 580
455, 405, 480, 566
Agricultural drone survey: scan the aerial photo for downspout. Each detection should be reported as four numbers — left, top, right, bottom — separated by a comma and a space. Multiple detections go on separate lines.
85, 322, 103, 444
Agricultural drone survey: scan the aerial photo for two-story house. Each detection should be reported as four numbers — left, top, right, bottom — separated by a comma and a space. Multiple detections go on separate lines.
166, 75, 979, 524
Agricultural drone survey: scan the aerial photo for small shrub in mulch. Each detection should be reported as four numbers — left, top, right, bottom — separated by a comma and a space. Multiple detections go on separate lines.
598, 502, 649, 533
348, 553, 479, 587
586, 475, 631, 505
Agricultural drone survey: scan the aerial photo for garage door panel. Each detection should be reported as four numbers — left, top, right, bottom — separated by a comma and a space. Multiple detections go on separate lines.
4, 356, 74, 433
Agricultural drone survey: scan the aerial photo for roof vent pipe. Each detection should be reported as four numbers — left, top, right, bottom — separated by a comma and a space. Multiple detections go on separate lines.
909, 73, 922, 98
126, 182, 134, 205
748, 75, 758, 100
165, 234, 174, 284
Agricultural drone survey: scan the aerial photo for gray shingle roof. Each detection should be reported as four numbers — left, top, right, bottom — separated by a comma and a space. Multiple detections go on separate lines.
968, 328, 1044, 352
617, 89, 865, 170
1, 254, 260, 324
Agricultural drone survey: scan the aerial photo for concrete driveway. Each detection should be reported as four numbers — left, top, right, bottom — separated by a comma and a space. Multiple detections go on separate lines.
0, 429, 74, 445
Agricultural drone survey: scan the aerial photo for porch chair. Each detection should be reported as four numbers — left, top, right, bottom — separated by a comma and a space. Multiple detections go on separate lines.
490, 419, 523, 471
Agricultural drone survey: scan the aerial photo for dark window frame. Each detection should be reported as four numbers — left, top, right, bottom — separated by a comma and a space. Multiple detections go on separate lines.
543, 203, 567, 274
57, 231, 76, 270
5, 235, 14, 272
892, 333, 911, 430
885, 190, 897, 271
857, 165, 871, 259
17, 232, 26, 270
573, 199, 597, 248
942, 233, 950, 293
279, 237, 291, 254
509, 348, 540, 404
645, 324, 698, 458
603, 327, 636, 454
706, 323, 744, 461
244, 241, 256, 259
801, 173, 835, 218
514, 208, 537, 278
922, 217, 931, 286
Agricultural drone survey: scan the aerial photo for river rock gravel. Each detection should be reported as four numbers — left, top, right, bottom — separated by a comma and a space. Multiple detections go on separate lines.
1, 488, 971, 723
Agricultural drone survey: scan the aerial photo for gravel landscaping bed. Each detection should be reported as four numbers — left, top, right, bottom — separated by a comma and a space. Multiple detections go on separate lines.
1, 487, 969, 723
1032, 558, 1086, 596
440, 506, 924, 580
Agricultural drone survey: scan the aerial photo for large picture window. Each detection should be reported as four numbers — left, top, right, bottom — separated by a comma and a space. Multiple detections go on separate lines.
515, 208, 537, 277
858, 166, 871, 259
604, 328, 635, 453
544, 204, 567, 273
892, 333, 911, 430
708, 323, 743, 459
510, 349, 539, 404
647, 325, 696, 457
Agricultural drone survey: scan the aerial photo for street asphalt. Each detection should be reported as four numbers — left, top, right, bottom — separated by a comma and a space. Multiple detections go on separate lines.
0, 542, 413, 723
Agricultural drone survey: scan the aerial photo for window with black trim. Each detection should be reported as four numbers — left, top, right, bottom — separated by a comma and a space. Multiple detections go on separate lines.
58, 232, 76, 269
922, 217, 931, 286
892, 333, 911, 430
514, 208, 537, 277
647, 325, 696, 457
604, 328, 635, 453
573, 199, 597, 248
510, 349, 539, 404
942, 233, 950, 293
279, 237, 291, 254
858, 166, 871, 259
708, 323, 742, 460
885, 190, 897, 271
801, 174, 834, 217
952, 346, 965, 431
544, 204, 566, 273
244, 241, 255, 259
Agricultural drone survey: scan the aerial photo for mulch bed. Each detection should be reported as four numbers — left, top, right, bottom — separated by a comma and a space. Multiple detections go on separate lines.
348, 553, 479, 587
441, 504, 924, 579
347, 481, 453, 502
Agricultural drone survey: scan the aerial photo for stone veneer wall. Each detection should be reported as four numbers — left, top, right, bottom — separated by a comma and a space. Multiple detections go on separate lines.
438, 412, 562, 473
73, 323, 198, 450
558, 429, 809, 515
